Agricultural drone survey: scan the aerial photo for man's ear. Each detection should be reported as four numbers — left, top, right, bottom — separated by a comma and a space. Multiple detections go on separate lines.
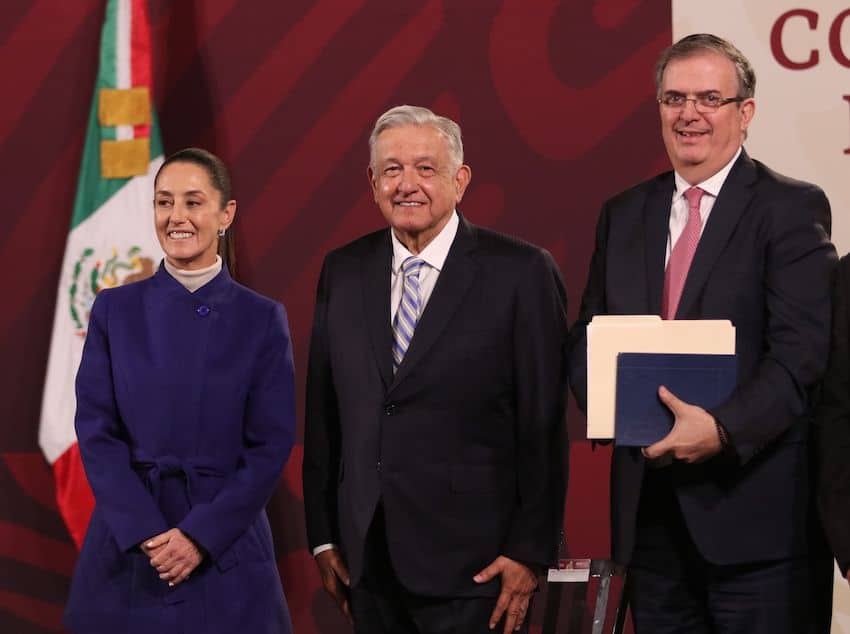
367, 165, 379, 201
739, 98, 755, 134
454, 164, 472, 203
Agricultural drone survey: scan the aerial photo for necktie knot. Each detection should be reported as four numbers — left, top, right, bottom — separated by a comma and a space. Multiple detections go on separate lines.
402, 256, 425, 278
684, 187, 705, 213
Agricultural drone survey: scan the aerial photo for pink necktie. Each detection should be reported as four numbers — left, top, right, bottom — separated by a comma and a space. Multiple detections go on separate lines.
662, 187, 705, 320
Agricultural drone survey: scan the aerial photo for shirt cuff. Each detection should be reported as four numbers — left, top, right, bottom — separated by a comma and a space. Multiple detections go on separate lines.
312, 543, 337, 557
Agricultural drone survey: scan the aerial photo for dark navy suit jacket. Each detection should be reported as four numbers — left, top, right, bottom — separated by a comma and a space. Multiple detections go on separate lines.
303, 215, 568, 597
65, 265, 295, 634
568, 150, 836, 566
817, 254, 850, 573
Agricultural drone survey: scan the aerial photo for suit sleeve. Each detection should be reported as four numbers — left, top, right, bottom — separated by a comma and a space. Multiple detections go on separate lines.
501, 249, 569, 568
567, 201, 611, 413
817, 255, 850, 574
708, 186, 836, 463
74, 291, 169, 551
302, 256, 343, 551
179, 302, 296, 559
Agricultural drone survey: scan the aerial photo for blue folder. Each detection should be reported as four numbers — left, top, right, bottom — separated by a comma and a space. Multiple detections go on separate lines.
614, 353, 737, 447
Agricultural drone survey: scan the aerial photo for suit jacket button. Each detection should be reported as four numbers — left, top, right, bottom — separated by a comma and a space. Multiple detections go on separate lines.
196, 304, 211, 317
384, 404, 396, 416
377, 460, 382, 472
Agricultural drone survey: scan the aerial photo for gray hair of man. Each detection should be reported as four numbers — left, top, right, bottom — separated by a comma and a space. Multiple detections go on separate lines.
368, 105, 464, 171
655, 33, 756, 100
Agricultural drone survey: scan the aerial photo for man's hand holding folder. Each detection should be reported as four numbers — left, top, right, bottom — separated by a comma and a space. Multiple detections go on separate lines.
641, 386, 723, 463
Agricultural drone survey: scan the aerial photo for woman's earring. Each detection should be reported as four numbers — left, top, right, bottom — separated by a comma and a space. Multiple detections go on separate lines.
218, 228, 226, 237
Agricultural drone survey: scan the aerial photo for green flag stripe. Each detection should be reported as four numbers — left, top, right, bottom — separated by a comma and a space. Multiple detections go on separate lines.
69, 0, 164, 231
99, 0, 118, 89
150, 109, 164, 158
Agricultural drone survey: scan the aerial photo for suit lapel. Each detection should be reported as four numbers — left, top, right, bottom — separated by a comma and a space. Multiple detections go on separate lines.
676, 151, 756, 318
388, 216, 478, 392
362, 231, 394, 390
644, 174, 673, 315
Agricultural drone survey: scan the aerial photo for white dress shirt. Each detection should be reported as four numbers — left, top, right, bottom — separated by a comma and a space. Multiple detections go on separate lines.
389, 210, 459, 322
666, 147, 741, 266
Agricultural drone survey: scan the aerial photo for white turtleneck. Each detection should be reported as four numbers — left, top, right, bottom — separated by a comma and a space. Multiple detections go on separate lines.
163, 255, 223, 293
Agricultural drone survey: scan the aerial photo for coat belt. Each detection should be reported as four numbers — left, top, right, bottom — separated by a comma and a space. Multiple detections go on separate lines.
131, 451, 228, 505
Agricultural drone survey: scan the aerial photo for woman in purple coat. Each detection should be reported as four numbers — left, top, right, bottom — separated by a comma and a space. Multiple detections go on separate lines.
64, 148, 295, 633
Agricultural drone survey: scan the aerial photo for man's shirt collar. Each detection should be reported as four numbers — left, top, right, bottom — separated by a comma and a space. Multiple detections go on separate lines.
391, 210, 459, 274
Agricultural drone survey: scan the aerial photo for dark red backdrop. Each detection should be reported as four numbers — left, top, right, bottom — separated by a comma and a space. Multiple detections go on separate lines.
0, 1, 670, 631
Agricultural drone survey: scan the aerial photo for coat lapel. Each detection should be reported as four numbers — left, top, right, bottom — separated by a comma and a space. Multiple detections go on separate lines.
388, 216, 478, 392
676, 150, 756, 318
362, 231, 394, 390
644, 174, 674, 315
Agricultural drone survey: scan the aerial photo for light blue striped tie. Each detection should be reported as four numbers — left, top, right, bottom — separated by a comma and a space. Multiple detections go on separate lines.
392, 257, 426, 372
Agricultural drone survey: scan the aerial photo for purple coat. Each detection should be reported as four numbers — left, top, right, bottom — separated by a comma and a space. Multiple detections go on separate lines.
64, 265, 295, 634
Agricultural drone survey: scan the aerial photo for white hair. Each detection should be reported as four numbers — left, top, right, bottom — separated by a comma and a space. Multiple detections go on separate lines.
368, 105, 464, 169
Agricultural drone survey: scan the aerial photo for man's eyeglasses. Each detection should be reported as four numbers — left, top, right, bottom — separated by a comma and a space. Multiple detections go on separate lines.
658, 92, 745, 113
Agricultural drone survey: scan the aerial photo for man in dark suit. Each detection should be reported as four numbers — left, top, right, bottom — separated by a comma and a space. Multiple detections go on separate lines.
303, 105, 568, 634
818, 254, 850, 580
568, 34, 836, 633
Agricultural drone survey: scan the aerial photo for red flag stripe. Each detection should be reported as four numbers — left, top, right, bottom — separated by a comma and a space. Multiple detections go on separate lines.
52, 443, 95, 549
131, 0, 152, 138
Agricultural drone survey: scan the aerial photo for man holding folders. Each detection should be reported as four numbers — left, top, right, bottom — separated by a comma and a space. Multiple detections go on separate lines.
568, 34, 836, 633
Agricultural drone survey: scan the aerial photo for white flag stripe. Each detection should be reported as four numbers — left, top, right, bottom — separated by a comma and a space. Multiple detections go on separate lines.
116, 0, 131, 89
38, 156, 164, 464
115, 0, 133, 140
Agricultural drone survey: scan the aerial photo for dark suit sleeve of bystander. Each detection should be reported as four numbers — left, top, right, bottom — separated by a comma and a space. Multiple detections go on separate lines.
303, 255, 343, 551
566, 200, 612, 413
817, 254, 850, 574
501, 248, 569, 568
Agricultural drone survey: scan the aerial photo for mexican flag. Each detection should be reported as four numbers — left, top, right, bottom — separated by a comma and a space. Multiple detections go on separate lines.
38, 0, 164, 549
